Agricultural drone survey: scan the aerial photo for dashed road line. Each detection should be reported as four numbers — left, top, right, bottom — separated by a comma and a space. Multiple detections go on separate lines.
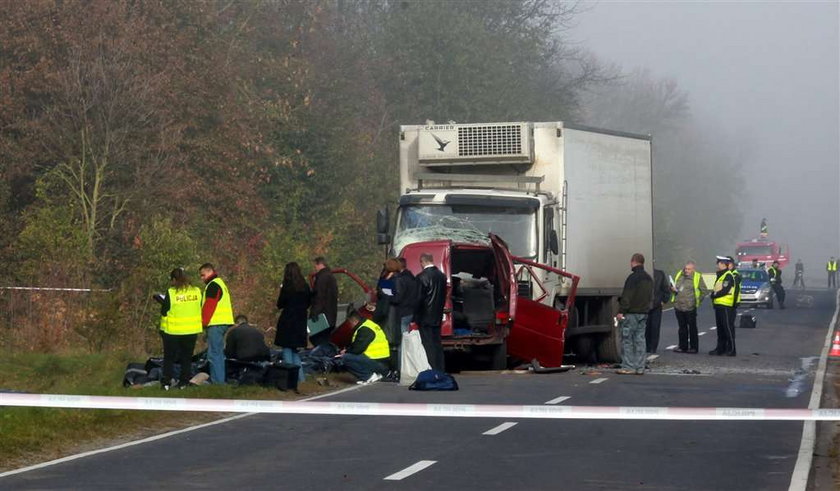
698, 332, 707, 336
710, 326, 717, 330
590, 378, 608, 384
647, 354, 659, 361
384, 461, 437, 481
483, 422, 518, 435
665, 345, 678, 350
544, 396, 571, 405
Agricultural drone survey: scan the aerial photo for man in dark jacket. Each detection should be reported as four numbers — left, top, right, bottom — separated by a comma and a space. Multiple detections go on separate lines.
310, 256, 338, 346
768, 260, 785, 309
416, 252, 446, 372
385, 258, 420, 381
225, 315, 270, 362
645, 267, 671, 354
616, 253, 653, 375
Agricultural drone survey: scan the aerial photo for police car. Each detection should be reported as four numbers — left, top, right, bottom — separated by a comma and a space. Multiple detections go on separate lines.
737, 268, 775, 309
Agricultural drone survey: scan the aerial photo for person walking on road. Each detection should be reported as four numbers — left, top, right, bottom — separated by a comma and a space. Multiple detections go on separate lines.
768, 260, 786, 309
199, 263, 235, 384
160, 268, 203, 390
416, 252, 447, 372
645, 267, 671, 354
275, 262, 311, 383
793, 259, 805, 289
710, 256, 737, 356
671, 261, 709, 354
828, 257, 838, 289
310, 256, 338, 347
616, 253, 653, 375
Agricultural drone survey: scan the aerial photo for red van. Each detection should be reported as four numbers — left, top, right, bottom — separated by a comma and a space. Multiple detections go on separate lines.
329, 235, 579, 369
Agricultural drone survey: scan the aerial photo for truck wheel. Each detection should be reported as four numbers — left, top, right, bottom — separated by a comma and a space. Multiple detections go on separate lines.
574, 335, 596, 363
489, 341, 508, 370
596, 324, 622, 363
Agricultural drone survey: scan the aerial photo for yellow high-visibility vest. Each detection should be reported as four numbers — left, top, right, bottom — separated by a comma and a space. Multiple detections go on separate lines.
203, 277, 234, 326
162, 286, 203, 335
828, 261, 838, 272
672, 270, 703, 307
352, 319, 390, 360
713, 271, 735, 307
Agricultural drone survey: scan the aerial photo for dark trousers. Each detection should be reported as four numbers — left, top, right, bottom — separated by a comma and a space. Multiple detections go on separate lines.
162, 332, 198, 385
829, 272, 837, 288
713, 306, 736, 354
419, 323, 445, 372
342, 353, 388, 381
793, 272, 805, 288
772, 284, 786, 306
675, 308, 699, 351
645, 307, 662, 353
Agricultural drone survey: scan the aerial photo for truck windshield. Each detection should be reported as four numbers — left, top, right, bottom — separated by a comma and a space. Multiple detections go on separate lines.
395, 205, 537, 258
738, 246, 773, 256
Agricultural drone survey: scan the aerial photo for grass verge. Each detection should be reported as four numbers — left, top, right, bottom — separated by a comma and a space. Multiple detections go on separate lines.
0, 352, 353, 472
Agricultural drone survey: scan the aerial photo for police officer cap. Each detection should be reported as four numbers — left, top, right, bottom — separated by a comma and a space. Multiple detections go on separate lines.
716, 255, 732, 263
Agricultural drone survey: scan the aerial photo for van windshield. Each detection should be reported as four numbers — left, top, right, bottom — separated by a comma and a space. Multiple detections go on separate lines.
395, 204, 537, 258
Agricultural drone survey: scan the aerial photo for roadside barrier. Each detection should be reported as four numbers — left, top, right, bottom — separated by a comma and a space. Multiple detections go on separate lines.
3, 393, 840, 421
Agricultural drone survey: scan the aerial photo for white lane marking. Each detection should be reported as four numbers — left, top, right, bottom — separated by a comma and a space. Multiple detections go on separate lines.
665, 345, 678, 350
698, 332, 707, 336
483, 422, 518, 435
789, 288, 840, 491
663, 307, 674, 312
544, 396, 571, 405
384, 460, 437, 481
590, 378, 608, 384
647, 354, 659, 361
710, 326, 717, 330
0, 384, 365, 479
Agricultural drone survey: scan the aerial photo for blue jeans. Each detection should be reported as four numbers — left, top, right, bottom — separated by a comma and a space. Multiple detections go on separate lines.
281, 347, 305, 383
343, 353, 388, 381
620, 314, 648, 373
206, 325, 231, 384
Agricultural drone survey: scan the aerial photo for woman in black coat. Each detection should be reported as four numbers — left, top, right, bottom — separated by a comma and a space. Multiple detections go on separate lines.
275, 262, 311, 382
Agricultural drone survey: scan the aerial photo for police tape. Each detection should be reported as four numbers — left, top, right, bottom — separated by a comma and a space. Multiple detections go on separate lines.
2, 392, 840, 421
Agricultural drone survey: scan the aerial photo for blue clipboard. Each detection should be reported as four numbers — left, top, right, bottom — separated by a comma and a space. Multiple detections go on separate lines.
307, 313, 330, 335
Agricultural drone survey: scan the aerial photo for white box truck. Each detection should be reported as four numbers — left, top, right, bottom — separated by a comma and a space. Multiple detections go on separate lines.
384, 121, 653, 362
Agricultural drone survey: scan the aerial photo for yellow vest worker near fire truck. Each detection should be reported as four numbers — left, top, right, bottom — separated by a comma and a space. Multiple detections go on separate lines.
159, 268, 203, 390
828, 257, 838, 289
709, 256, 737, 356
768, 261, 785, 309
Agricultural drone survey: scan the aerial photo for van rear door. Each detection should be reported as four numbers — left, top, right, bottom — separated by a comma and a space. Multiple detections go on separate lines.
490, 234, 567, 367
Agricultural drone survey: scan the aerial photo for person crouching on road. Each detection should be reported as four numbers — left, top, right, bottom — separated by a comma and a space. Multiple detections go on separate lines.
710, 256, 737, 356
336, 315, 391, 385
616, 253, 653, 375
671, 261, 709, 354
199, 263, 235, 384
768, 260, 786, 309
160, 268, 203, 390
225, 315, 270, 363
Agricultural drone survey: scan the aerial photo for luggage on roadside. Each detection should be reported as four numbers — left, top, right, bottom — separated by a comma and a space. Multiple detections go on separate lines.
409, 369, 458, 391
739, 314, 757, 329
400, 330, 431, 386
264, 363, 299, 391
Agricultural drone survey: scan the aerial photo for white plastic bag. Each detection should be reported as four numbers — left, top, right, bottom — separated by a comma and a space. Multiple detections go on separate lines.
400, 330, 431, 386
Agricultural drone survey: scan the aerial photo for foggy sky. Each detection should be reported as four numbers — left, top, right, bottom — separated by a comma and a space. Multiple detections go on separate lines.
572, 0, 839, 276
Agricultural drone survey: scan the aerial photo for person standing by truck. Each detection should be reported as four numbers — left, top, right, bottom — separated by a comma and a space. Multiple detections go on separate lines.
616, 253, 653, 375
671, 261, 709, 354
768, 260, 786, 309
645, 267, 670, 354
710, 256, 737, 356
828, 257, 838, 288
416, 253, 446, 372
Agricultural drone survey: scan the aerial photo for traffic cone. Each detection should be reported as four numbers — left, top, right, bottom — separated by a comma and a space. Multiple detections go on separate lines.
829, 331, 840, 358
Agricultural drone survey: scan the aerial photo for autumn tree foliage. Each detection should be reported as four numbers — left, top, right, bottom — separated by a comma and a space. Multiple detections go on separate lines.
0, 0, 604, 352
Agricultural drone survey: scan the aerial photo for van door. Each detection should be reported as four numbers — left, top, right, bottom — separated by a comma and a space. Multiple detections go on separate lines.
491, 234, 567, 367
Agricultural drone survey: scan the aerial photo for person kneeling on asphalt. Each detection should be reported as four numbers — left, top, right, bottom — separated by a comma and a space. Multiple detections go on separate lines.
336, 315, 391, 385
225, 315, 270, 362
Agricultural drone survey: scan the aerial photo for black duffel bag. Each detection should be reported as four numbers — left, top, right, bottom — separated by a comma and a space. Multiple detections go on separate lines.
264, 363, 299, 391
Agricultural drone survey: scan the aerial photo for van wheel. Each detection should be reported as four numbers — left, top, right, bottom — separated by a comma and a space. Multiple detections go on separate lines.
596, 324, 622, 363
489, 341, 508, 370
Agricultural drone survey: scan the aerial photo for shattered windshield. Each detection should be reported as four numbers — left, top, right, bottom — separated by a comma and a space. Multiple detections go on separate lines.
394, 204, 537, 257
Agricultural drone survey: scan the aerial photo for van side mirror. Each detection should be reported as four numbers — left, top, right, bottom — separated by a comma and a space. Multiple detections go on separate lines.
376, 207, 390, 245
549, 230, 559, 255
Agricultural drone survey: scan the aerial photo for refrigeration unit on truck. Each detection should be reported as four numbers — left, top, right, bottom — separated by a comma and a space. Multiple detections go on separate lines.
378, 121, 654, 363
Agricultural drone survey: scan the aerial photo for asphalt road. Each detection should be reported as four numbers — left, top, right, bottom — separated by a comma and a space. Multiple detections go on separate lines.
2, 288, 837, 490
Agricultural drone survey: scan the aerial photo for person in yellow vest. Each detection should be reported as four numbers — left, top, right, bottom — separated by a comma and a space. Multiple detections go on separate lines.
709, 256, 737, 356
828, 257, 838, 289
670, 261, 709, 354
768, 260, 785, 309
160, 268, 203, 390
336, 315, 390, 385
199, 263, 235, 384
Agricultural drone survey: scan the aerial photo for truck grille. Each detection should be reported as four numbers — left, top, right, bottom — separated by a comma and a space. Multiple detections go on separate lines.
458, 125, 523, 157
